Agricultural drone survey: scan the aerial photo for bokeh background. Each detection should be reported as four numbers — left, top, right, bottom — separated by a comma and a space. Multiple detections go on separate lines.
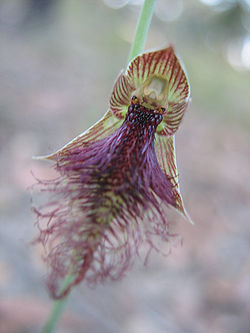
0, 0, 250, 332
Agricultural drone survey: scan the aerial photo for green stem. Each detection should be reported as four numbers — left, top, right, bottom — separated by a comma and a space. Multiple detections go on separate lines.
128, 0, 157, 62
42, 275, 74, 333
41, 1, 157, 332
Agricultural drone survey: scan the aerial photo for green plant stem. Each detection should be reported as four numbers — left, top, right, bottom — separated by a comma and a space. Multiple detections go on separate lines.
128, 0, 157, 62
42, 1, 157, 332
42, 275, 74, 333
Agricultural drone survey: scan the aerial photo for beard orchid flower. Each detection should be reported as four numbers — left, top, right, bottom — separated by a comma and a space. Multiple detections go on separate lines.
34, 46, 191, 299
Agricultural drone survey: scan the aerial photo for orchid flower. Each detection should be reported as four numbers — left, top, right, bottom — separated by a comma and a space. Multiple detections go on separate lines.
34, 46, 191, 299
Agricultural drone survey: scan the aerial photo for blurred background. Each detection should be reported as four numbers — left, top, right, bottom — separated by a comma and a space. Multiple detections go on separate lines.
0, 0, 250, 332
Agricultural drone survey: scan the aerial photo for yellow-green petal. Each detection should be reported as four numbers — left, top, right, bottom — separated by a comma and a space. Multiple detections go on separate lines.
155, 134, 192, 223
109, 73, 133, 118
126, 47, 190, 136
36, 110, 123, 161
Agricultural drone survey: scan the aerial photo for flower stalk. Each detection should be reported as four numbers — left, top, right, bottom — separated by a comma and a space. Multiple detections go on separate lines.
42, 275, 73, 333
41, 1, 158, 332
128, 0, 156, 62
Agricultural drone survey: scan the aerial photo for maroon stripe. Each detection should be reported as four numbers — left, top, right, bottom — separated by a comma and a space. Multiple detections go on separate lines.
142, 54, 147, 79
168, 55, 175, 85
158, 51, 165, 74
151, 51, 160, 75
171, 63, 181, 93
136, 57, 140, 79
163, 49, 172, 76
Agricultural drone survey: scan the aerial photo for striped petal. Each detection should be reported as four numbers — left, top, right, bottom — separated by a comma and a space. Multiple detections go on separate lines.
37, 110, 123, 161
155, 134, 192, 223
126, 47, 190, 136
109, 72, 133, 118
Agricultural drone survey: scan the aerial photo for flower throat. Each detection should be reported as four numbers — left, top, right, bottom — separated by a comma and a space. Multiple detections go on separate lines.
100, 96, 168, 191
123, 95, 165, 140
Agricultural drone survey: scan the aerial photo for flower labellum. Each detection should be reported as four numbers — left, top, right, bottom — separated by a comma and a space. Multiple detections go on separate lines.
34, 47, 191, 299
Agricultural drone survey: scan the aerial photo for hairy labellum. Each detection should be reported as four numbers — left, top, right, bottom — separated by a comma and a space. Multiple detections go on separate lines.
34, 47, 191, 299
36, 101, 177, 298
